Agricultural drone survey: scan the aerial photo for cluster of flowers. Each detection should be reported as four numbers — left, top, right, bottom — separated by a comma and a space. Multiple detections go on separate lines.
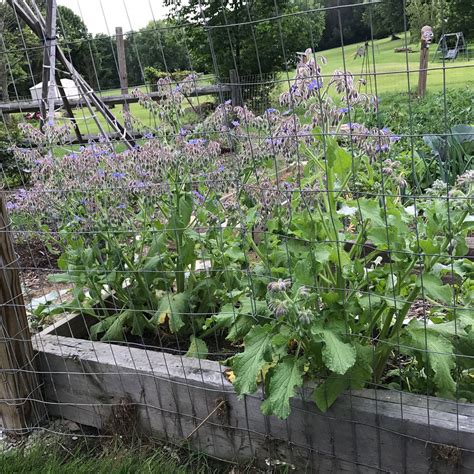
8, 126, 230, 229
132, 74, 197, 126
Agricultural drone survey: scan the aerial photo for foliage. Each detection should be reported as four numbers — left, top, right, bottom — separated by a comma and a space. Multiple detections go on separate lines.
405, 0, 440, 43
443, 0, 474, 39
423, 125, 473, 185
362, 0, 405, 39
144, 67, 194, 87
125, 21, 190, 87
165, 0, 325, 77
318, 0, 370, 50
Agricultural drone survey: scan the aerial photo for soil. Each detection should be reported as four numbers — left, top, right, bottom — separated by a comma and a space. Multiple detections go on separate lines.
14, 237, 71, 318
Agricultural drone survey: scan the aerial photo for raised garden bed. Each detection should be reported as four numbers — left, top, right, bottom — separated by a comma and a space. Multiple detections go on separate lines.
32, 313, 474, 472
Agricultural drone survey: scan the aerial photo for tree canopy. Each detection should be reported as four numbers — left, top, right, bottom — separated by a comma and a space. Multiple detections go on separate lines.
165, 0, 326, 77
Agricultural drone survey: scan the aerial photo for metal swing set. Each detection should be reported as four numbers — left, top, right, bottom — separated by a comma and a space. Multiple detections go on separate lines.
432, 32, 468, 61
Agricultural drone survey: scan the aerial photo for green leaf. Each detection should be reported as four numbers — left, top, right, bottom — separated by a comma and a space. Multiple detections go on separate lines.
152, 292, 189, 333
101, 311, 130, 341
358, 199, 385, 227
320, 331, 356, 375
404, 322, 456, 398
314, 343, 372, 412
313, 245, 331, 263
261, 356, 304, 419
186, 336, 208, 359
333, 146, 353, 177
314, 373, 349, 412
232, 324, 274, 395
416, 274, 452, 304
294, 260, 313, 285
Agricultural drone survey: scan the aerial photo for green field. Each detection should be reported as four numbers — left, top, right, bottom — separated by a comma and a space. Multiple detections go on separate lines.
282, 35, 473, 95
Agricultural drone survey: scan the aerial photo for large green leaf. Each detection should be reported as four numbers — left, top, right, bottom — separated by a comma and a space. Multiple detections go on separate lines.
357, 199, 385, 227
232, 324, 274, 395
186, 336, 208, 359
314, 344, 372, 412
416, 274, 452, 304
404, 322, 456, 398
261, 356, 304, 419
101, 311, 130, 342
151, 292, 189, 333
320, 330, 357, 375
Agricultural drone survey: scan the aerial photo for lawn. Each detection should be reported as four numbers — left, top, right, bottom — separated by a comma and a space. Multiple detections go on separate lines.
278, 35, 473, 95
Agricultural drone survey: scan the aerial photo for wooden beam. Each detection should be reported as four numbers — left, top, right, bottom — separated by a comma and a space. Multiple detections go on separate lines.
0, 194, 45, 431
39, 0, 57, 129
0, 85, 231, 114
115, 27, 131, 130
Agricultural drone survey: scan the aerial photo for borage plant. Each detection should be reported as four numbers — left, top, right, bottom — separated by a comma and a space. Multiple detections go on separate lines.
217, 51, 474, 418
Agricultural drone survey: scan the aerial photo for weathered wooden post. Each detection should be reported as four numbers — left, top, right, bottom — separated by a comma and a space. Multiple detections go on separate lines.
116, 26, 131, 130
229, 69, 242, 107
0, 195, 45, 432
40, 0, 58, 129
417, 25, 433, 98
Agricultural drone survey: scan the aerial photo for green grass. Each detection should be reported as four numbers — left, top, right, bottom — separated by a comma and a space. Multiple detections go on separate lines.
0, 440, 244, 474
278, 35, 473, 95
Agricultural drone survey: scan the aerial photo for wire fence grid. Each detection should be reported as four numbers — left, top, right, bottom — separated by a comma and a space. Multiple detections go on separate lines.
0, 0, 473, 471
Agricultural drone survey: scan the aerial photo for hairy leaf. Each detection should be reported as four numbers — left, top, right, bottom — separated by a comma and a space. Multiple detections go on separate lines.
232, 324, 274, 395
404, 322, 456, 398
320, 330, 357, 375
416, 274, 452, 304
186, 336, 208, 359
261, 356, 304, 419
152, 292, 189, 333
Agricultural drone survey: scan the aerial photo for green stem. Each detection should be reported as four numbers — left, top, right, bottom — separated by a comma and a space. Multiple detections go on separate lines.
372, 209, 468, 381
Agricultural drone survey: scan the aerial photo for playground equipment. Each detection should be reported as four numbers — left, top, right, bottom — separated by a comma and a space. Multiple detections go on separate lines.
433, 32, 468, 61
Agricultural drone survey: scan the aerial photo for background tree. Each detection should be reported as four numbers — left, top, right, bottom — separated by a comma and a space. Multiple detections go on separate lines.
93, 33, 120, 90
165, 0, 325, 77
318, 0, 370, 50
443, 0, 474, 39
56, 5, 100, 88
124, 20, 190, 86
363, 0, 405, 40
405, 0, 440, 43
0, 0, 43, 98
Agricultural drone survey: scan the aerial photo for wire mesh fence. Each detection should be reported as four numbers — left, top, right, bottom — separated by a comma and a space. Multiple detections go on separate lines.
1, 0, 474, 471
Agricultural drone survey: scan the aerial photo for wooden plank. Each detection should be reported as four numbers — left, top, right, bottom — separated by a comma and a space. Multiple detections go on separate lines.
0, 85, 231, 114
0, 195, 45, 431
32, 333, 474, 471
115, 27, 130, 130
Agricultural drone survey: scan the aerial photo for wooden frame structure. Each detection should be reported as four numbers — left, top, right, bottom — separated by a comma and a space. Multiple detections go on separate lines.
6, 0, 136, 148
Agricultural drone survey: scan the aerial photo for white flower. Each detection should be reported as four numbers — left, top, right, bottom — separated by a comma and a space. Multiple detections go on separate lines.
404, 205, 416, 217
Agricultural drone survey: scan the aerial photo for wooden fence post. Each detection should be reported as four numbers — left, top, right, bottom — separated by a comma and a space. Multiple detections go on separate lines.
116, 26, 131, 130
229, 69, 242, 107
0, 195, 44, 432
417, 25, 433, 98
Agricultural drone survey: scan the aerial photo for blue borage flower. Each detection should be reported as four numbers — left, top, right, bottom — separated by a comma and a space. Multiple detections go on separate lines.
231, 120, 240, 127
112, 172, 126, 179
224, 99, 232, 105
193, 190, 205, 203
116, 203, 126, 209
307, 79, 322, 91
187, 138, 207, 145
179, 128, 188, 137
143, 132, 154, 139
265, 108, 277, 114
